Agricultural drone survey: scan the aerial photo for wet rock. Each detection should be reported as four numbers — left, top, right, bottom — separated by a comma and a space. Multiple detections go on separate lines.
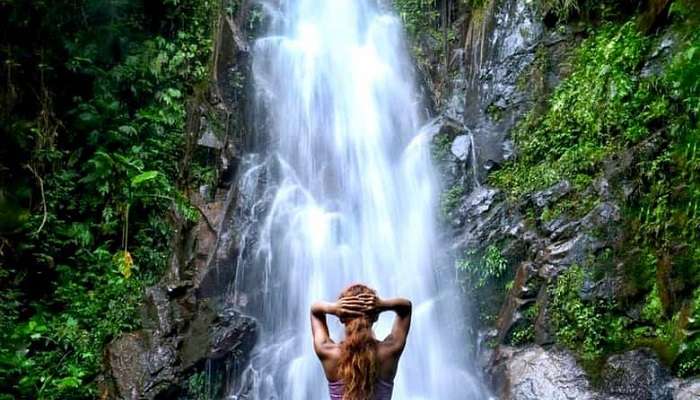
581, 274, 624, 302
443, 48, 469, 121
668, 378, 700, 400
483, 159, 501, 172
502, 140, 515, 161
449, 0, 579, 182
542, 215, 571, 237
210, 309, 257, 360
197, 121, 224, 149
600, 349, 673, 400
451, 134, 472, 161
490, 346, 681, 400
477, 328, 500, 370
496, 262, 542, 344
531, 180, 571, 209
108, 301, 257, 399
180, 304, 257, 370
545, 233, 605, 270
641, 35, 675, 78
107, 333, 177, 400
533, 287, 554, 345
454, 186, 518, 247
490, 346, 598, 400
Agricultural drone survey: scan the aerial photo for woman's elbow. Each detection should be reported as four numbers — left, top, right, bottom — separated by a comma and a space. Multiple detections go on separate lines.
310, 301, 326, 316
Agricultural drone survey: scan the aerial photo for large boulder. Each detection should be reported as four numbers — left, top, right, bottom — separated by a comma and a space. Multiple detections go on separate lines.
106, 296, 257, 400
106, 332, 178, 400
600, 349, 673, 400
669, 379, 700, 400
490, 346, 598, 400
490, 346, 684, 400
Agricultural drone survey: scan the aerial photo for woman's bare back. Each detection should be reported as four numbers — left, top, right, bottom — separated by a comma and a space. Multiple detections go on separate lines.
311, 296, 412, 383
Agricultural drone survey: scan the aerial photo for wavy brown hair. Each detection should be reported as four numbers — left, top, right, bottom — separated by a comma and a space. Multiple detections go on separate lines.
337, 284, 379, 400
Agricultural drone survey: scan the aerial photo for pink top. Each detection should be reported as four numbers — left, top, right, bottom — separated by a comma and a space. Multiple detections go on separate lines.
328, 379, 394, 400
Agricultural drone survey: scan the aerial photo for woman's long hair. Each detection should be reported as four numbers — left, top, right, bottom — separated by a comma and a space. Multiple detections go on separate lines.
337, 284, 379, 400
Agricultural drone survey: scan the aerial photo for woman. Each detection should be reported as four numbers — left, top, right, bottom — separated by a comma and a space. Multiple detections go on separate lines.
310, 284, 412, 400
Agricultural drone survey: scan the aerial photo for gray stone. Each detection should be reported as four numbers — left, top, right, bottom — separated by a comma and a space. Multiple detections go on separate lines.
641, 34, 676, 78
670, 379, 700, 400
451, 134, 472, 161
546, 233, 604, 269
491, 346, 598, 400
601, 349, 673, 400
531, 180, 572, 209
197, 124, 224, 149
107, 333, 177, 400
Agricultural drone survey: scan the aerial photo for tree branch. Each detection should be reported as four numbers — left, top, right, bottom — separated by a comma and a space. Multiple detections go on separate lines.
25, 164, 47, 235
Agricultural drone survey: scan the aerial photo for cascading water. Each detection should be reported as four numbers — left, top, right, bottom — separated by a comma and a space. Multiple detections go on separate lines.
228, 1, 489, 399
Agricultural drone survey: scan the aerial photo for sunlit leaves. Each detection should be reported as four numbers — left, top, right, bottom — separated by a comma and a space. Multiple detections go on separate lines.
113, 250, 134, 279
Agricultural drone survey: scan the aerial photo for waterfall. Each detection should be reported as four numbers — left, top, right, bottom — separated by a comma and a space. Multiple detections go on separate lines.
227, 1, 489, 398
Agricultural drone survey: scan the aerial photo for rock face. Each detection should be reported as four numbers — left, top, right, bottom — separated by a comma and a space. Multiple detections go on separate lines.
491, 346, 679, 400
670, 379, 700, 400
491, 346, 598, 400
102, 4, 262, 399
438, 0, 579, 182
428, 0, 697, 399
600, 349, 673, 400
106, 304, 256, 400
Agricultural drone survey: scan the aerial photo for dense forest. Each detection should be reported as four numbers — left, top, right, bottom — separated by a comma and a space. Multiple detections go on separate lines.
1, 0, 699, 399
0, 0, 219, 397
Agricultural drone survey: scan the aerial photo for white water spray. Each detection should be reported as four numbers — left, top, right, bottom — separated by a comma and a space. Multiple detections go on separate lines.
228, 1, 489, 399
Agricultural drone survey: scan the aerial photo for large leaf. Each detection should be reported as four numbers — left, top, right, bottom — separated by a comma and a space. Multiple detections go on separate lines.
130, 171, 160, 187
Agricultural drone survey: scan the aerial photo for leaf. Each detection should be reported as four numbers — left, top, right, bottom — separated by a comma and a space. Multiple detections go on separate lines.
130, 171, 160, 187
113, 153, 143, 172
113, 251, 134, 279
118, 125, 138, 136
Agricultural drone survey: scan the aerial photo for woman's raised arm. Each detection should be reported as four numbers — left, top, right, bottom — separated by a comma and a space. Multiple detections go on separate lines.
310, 298, 366, 359
364, 295, 412, 355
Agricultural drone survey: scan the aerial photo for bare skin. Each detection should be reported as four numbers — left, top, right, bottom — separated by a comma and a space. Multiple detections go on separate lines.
310, 293, 412, 382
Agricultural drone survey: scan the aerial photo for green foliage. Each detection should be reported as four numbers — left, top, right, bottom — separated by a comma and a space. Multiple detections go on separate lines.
550, 266, 629, 363
675, 288, 700, 377
431, 132, 453, 160
490, 5, 700, 374
509, 303, 539, 346
491, 21, 656, 197
393, 0, 440, 38
540, 0, 582, 19
456, 245, 508, 289
186, 371, 208, 400
537, 0, 636, 23
551, 266, 604, 360
440, 185, 465, 217
0, 0, 216, 398
392, 0, 462, 69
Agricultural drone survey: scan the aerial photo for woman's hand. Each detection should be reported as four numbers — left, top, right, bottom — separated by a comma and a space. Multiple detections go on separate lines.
357, 292, 381, 314
333, 295, 370, 319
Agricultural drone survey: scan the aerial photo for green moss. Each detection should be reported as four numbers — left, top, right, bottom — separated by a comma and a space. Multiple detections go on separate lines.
549, 266, 631, 367
492, 21, 655, 198
489, 12, 700, 373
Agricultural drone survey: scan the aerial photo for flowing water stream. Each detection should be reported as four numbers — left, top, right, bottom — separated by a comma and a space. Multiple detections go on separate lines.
227, 1, 489, 398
